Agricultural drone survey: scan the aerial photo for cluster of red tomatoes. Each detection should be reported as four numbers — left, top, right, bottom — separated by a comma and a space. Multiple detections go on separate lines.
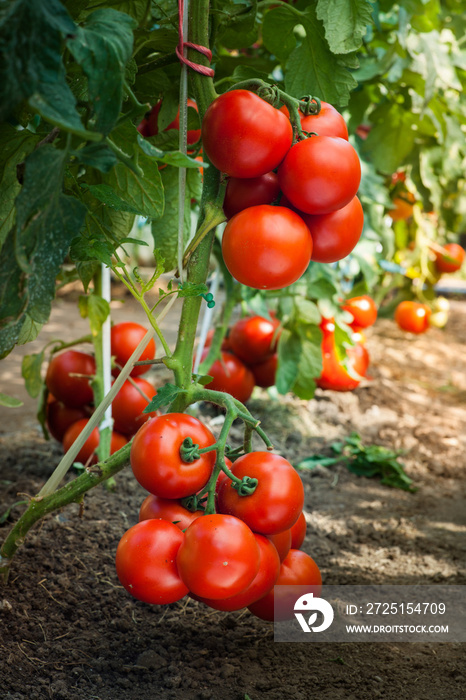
115, 412, 321, 620
200, 314, 281, 403
45, 322, 157, 463
200, 89, 363, 290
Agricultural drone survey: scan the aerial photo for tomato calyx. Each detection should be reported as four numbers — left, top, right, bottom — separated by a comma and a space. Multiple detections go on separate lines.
298, 95, 322, 116
231, 475, 259, 497
179, 436, 217, 463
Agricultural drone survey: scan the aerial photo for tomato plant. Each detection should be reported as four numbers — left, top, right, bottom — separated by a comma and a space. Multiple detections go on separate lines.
111, 322, 156, 377
302, 196, 364, 264
201, 90, 293, 178
217, 451, 304, 535
278, 136, 361, 215
394, 301, 431, 334
200, 349, 255, 403
115, 519, 188, 605
45, 350, 96, 408
111, 377, 158, 436
176, 514, 260, 600
341, 295, 378, 329
130, 413, 216, 499
434, 243, 465, 274
222, 205, 312, 290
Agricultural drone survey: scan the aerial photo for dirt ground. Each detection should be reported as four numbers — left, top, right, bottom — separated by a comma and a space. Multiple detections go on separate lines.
0, 293, 465, 700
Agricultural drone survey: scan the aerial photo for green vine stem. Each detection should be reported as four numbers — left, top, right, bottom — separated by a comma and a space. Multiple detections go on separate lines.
0, 444, 132, 584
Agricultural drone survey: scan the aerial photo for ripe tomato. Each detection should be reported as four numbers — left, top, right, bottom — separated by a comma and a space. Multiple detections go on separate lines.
229, 315, 280, 365
268, 528, 292, 563
165, 98, 201, 146
201, 90, 293, 178
280, 102, 348, 140
434, 243, 465, 274
139, 494, 203, 530
394, 301, 431, 334
192, 533, 280, 611
110, 322, 155, 377
130, 413, 216, 499
62, 418, 127, 465
388, 192, 415, 220
251, 353, 278, 388
200, 350, 255, 403
223, 172, 280, 219
341, 295, 377, 329
46, 398, 92, 442
115, 519, 188, 605
248, 549, 322, 621
301, 196, 364, 263
112, 377, 157, 437
222, 205, 312, 290
217, 451, 304, 535
45, 350, 95, 408
176, 514, 260, 600
316, 318, 365, 392
290, 511, 307, 550
278, 135, 361, 215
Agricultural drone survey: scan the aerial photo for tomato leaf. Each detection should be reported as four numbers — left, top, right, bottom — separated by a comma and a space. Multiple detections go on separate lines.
275, 330, 302, 395
67, 9, 136, 135
72, 143, 118, 173
316, 0, 374, 55
81, 184, 143, 215
144, 383, 183, 413
78, 293, 110, 334
362, 104, 417, 174
0, 393, 23, 408
21, 351, 45, 398
137, 136, 207, 169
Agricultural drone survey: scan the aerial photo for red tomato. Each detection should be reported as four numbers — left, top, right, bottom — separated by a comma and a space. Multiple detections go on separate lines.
62, 418, 127, 465
251, 353, 278, 388
268, 528, 292, 563
201, 90, 293, 178
130, 413, 216, 499
137, 99, 200, 145
138, 494, 203, 530
193, 534, 280, 611
222, 205, 313, 290
176, 514, 260, 600
278, 136, 361, 215
248, 549, 322, 621
301, 196, 364, 263
394, 301, 431, 334
217, 451, 304, 535
201, 350, 255, 404
342, 295, 377, 329
203, 328, 232, 352
46, 399, 92, 442
112, 377, 157, 437
347, 341, 370, 379
229, 315, 280, 365
316, 319, 364, 392
111, 322, 155, 377
290, 512, 307, 549
280, 102, 348, 140
434, 243, 465, 274
223, 172, 280, 219
166, 98, 201, 146
45, 350, 96, 408
115, 519, 188, 605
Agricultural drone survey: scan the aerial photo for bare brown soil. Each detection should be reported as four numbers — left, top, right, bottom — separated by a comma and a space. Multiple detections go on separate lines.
0, 297, 465, 700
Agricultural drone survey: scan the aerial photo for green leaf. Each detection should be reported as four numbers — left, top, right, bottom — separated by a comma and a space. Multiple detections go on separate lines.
68, 9, 136, 135
82, 183, 143, 215
292, 333, 322, 400
178, 282, 209, 298
79, 293, 110, 334
0, 393, 23, 408
104, 122, 164, 218
262, 6, 300, 62
70, 235, 114, 266
219, 0, 258, 49
363, 104, 417, 174
316, 0, 374, 54
275, 330, 302, 395
72, 143, 118, 173
28, 81, 91, 137
144, 383, 183, 413
0, 124, 40, 248
151, 166, 201, 271
294, 298, 321, 325
137, 136, 207, 169
80, 0, 149, 23
296, 454, 340, 470
0, 0, 76, 121
21, 352, 45, 398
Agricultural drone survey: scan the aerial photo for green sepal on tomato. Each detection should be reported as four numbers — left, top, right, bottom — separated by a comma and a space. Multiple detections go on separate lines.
279, 101, 348, 140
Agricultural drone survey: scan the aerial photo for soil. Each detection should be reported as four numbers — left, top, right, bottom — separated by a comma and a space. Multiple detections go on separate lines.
0, 294, 465, 700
